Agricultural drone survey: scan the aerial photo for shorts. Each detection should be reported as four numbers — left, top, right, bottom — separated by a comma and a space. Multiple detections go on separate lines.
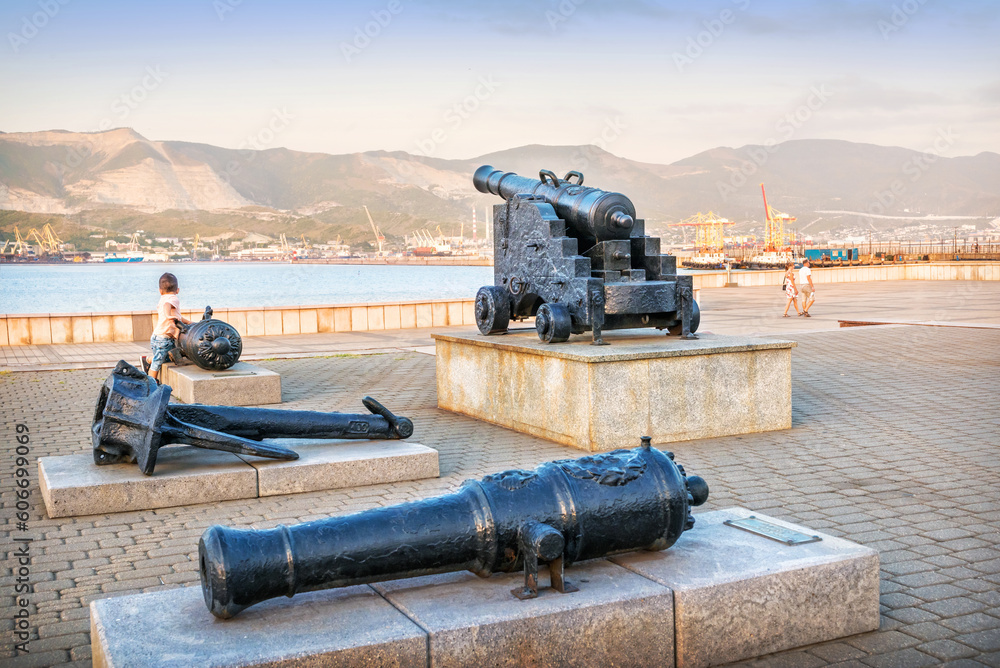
800, 284, 814, 297
149, 335, 176, 372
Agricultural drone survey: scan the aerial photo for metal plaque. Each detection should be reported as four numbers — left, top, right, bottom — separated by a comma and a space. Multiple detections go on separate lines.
723, 516, 822, 546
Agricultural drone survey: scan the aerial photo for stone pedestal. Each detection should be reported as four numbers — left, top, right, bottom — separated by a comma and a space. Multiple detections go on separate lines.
39, 440, 439, 518
612, 507, 881, 668
91, 585, 427, 668
162, 361, 281, 405
434, 330, 796, 451
89, 508, 877, 668
372, 561, 674, 668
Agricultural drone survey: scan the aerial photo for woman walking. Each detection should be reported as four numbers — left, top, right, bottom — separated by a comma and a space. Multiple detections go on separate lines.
782, 261, 801, 317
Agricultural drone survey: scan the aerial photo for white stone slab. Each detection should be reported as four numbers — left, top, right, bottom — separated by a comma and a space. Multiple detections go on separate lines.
39, 448, 256, 518
247, 439, 440, 497
91, 584, 427, 668
163, 361, 281, 405
434, 331, 796, 451
39, 441, 439, 518
373, 561, 675, 668
612, 507, 881, 668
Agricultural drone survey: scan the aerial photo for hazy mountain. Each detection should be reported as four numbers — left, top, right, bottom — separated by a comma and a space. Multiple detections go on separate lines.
1, 129, 997, 245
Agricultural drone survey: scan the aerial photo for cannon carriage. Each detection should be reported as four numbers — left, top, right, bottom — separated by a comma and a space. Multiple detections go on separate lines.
473, 165, 700, 344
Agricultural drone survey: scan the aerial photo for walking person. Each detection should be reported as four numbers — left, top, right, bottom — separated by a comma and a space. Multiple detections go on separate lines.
799, 259, 816, 316
782, 261, 801, 317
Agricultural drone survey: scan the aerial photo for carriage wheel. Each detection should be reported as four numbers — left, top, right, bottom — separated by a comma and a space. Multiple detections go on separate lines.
535, 303, 571, 343
475, 286, 510, 335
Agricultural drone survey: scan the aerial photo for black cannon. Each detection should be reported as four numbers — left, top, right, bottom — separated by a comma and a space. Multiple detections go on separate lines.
473, 166, 700, 344
92, 361, 414, 475
199, 438, 708, 618
172, 306, 243, 371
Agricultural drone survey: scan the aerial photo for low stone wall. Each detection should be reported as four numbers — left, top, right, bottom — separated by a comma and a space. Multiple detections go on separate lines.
691, 261, 1000, 289
0, 299, 476, 346
2, 261, 997, 346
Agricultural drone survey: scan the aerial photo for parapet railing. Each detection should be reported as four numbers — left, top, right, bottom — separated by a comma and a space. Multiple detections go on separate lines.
1, 261, 996, 346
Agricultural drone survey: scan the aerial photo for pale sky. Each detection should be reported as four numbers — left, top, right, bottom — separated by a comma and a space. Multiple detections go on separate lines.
2, 0, 998, 163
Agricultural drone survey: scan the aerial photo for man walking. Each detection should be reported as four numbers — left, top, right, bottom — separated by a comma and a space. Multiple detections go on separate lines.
799, 259, 815, 316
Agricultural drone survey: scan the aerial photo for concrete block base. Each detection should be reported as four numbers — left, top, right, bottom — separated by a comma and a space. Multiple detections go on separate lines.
39, 440, 439, 518
613, 507, 881, 668
162, 361, 281, 405
91, 585, 427, 668
90, 508, 877, 668
434, 330, 796, 451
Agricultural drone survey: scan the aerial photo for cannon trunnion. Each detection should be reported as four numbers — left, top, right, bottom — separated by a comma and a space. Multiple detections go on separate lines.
473, 165, 699, 344
199, 438, 708, 618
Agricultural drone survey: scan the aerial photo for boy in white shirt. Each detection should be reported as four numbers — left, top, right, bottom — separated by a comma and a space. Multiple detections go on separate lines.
798, 259, 815, 316
141, 272, 191, 382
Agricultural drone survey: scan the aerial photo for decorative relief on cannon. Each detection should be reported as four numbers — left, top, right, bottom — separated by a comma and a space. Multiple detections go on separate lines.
198, 436, 708, 618
172, 306, 243, 370
92, 361, 414, 475
472, 165, 700, 343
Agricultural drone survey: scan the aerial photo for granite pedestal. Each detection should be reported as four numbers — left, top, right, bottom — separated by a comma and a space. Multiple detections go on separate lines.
162, 361, 281, 405
613, 507, 881, 668
434, 330, 796, 451
90, 508, 878, 668
39, 440, 439, 517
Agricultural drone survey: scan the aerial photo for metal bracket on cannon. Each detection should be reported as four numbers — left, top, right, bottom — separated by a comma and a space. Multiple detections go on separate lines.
511, 521, 579, 600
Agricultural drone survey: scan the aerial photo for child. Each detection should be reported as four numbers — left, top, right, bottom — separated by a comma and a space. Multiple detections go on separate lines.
141, 272, 191, 382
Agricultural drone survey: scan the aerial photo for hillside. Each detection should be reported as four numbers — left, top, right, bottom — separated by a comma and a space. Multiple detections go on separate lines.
1, 129, 998, 247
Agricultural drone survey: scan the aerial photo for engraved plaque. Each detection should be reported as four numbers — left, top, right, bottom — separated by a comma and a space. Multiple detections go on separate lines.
723, 516, 822, 546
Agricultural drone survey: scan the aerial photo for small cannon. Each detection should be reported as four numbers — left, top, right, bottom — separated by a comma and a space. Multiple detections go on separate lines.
199, 438, 708, 618
92, 361, 414, 475
473, 166, 700, 344
172, 306, 243, 370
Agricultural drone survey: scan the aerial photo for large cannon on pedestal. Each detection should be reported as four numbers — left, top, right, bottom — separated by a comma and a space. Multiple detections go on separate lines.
473, 166, 700, 344
198, 437, 709, 618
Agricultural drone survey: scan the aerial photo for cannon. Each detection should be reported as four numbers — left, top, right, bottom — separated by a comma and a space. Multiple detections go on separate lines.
199, 437, 709, 618
92, 360, 414, 475
171, 306, 243, 370
473, 166, 700, 344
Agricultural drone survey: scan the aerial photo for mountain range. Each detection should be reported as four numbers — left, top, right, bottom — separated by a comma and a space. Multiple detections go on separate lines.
1, 129, 998, 247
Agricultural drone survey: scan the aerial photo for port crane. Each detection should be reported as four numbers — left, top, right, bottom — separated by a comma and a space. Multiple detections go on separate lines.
363, 206, 386, 256
760, 184, 796, 252
668, 212, 735, 269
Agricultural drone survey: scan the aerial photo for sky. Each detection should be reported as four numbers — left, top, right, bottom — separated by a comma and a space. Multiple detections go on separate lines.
1, 0, 998, 164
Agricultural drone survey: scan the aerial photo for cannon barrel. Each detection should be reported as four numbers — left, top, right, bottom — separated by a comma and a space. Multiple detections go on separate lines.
175, 306, 243, 370
473, 165, 636, 247
199, 442, 708, 618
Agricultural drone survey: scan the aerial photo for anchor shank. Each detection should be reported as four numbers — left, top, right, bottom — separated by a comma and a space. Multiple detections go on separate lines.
162, 414, 299, 460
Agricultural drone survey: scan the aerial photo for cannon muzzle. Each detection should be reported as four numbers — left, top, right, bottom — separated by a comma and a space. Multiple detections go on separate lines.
474, 165, 636, 247
199, 440, 708, 618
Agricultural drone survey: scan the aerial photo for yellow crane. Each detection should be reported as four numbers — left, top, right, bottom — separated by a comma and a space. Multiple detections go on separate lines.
760, 184, 796, 251
363, 205, 385, 256
668, 212, 734, 252
192, 233, 201, 260
42, 223, 62, 252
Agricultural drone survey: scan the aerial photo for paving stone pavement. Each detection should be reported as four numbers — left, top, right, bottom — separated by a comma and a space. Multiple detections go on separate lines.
1, 325, 998, 667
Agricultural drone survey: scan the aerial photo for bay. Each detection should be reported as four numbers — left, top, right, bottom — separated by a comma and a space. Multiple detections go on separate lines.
0, 263, 495, 314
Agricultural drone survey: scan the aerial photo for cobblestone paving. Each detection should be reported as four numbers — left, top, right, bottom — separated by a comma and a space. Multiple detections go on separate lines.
1, 326, 998, 667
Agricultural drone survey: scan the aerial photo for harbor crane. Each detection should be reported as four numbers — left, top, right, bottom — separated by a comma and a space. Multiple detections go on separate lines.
363, 205, 385, 256
760, 184, 796, 251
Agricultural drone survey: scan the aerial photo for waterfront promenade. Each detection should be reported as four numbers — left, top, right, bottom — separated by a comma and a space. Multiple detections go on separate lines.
0, 280, 998, 666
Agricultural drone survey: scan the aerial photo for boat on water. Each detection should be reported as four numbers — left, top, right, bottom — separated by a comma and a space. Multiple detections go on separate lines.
104, 254, 144, 263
